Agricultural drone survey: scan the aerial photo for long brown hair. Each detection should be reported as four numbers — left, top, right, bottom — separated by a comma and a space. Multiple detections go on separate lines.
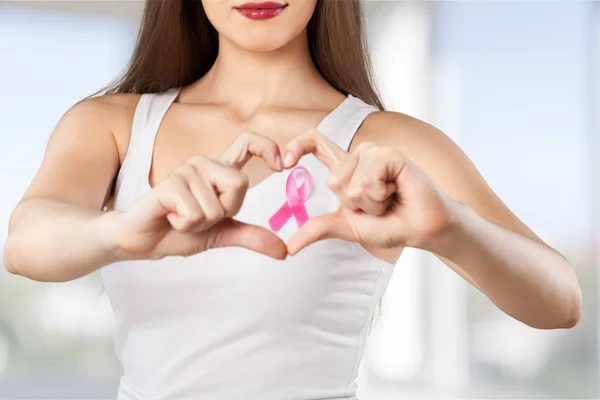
104, 0, 383, 110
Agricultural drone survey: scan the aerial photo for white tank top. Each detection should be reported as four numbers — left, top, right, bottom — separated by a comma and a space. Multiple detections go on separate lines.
100, 88, 395, 400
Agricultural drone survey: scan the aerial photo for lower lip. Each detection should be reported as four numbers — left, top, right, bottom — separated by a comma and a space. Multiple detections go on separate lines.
236, 6, 286, 20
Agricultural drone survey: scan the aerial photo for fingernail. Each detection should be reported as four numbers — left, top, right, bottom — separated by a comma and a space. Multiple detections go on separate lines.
284, 152, 293, 168
275, 155, 283, 170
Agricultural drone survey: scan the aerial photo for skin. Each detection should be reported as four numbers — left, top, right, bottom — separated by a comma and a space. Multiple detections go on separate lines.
4, 0, 581, 330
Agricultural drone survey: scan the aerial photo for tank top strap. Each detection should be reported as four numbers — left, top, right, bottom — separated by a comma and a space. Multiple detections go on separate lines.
115, 88, 181, 195
316, 95, 379, 151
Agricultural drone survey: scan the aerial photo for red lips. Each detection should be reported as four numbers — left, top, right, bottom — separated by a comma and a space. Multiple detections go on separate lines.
235, 2, 288, 20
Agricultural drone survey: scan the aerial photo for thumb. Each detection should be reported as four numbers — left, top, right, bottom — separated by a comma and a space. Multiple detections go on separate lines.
209, 219, 288, 260
287, 213, 352, 255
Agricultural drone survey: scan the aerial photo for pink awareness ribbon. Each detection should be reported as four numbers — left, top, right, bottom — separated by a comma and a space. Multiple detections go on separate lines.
268, 166, 313, 232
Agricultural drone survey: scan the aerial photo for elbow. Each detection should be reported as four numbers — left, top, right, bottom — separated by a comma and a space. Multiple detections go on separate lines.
537, 257, 583, 330
4, 207, 25, 276
4, 205, 42, 280
4, 235, 58, 282
529, 283, 582, 330
559, 285, 582, 329
561, 309, 581, 330
3, 235, 24, 277
4, 233, 41, 281
556, 265, 583, 329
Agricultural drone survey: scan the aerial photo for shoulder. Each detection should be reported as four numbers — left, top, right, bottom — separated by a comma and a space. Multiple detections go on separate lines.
66, 93, 141, 123
62, 93, 143, 163
354, 111, 489, 204
355, 110, 463, 165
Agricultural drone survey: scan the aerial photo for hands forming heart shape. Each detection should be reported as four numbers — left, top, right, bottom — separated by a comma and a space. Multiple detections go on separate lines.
111, 130, 455, 261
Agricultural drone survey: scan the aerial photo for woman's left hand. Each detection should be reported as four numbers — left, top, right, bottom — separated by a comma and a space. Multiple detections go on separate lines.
283, 130, 458, 255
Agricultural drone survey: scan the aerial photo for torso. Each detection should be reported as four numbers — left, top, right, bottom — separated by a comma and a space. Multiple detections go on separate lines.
100, 87, 396, 400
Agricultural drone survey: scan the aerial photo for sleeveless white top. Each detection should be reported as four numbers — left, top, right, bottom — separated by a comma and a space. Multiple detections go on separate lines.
100, 88, 395, 400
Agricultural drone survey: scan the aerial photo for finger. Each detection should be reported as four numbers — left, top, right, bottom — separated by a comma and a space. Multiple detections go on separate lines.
286, 213, 353, 255
346, 156, 391, 216
187, 174, 225, 232
368, 146, 407, 184
361, 159, 397, 204
327, 153, 360, 210
201, 161, 249, 217
186, 156, 249, 217
156, 178, 205, 232
364, 180, 397, 208
283, 129, 348, 169
217, 131, 283, 171
215, 173, 248, 218
210, 219, 288, 260
346, 183, 389, 216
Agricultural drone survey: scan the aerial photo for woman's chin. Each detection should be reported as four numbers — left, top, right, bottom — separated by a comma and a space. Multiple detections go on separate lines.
224, 32, 299, 53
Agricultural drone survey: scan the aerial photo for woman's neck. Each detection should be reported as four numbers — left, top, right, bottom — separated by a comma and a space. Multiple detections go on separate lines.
185, 31, 333, 116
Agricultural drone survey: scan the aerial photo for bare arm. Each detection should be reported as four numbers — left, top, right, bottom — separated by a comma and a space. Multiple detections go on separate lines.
356, 112, 581, 329
4, 96, 132, 282
5, 98, 288, 283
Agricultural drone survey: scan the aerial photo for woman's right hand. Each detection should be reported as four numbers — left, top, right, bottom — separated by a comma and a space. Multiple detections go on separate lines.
105, 132, 287, 260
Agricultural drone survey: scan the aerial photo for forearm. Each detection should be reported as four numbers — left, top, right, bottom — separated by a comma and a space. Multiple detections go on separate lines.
4, 198, 124, 282
424, 201, 582, 329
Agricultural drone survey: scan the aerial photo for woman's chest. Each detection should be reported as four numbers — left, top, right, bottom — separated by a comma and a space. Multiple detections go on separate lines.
149, 106, 327, 188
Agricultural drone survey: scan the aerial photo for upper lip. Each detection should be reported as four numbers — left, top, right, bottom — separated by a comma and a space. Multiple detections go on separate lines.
235, 2, 287, 9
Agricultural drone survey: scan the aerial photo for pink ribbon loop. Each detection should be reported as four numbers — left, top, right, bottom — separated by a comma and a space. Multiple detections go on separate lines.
268, 166, 313, 232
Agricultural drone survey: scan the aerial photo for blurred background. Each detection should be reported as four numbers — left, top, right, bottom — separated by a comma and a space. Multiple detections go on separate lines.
0, 0, 598, 399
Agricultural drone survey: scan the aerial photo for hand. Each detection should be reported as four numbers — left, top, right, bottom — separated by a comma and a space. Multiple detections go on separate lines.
282, 130, 456, 255
107, 132, 287, 260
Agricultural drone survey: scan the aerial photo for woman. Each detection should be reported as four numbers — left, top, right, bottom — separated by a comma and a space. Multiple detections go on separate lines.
4, 0, 581, 399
